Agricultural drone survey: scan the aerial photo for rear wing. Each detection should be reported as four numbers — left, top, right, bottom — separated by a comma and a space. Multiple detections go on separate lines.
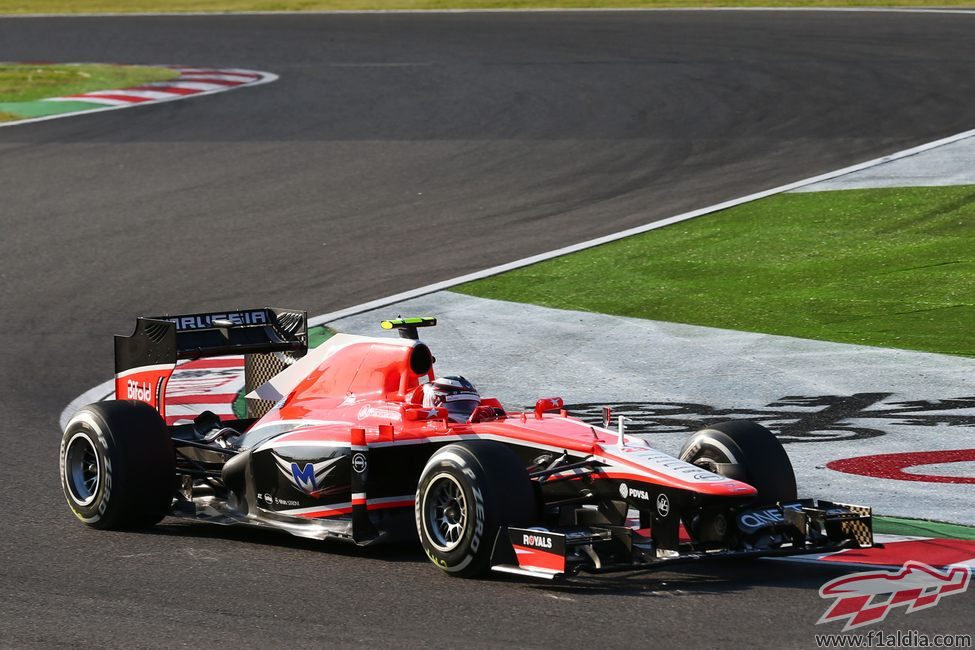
114, 308, 307, 419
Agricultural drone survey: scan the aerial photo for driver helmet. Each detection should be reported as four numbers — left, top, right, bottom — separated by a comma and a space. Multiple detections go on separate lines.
421, 376, 481, 423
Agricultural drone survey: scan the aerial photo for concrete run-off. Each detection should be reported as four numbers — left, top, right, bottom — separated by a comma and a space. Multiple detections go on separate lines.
795, 133, 975, 191
330, 291, 975, 526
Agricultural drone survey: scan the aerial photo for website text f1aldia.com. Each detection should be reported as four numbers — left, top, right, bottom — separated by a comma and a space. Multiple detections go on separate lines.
816, 630, 972, 648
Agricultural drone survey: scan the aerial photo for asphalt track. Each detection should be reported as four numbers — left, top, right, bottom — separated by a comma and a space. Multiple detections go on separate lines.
2, 10, 974, 647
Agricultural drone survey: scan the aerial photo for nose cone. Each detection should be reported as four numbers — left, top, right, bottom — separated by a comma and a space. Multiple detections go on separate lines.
702, 478, 758, 498
593, 440, 760, 497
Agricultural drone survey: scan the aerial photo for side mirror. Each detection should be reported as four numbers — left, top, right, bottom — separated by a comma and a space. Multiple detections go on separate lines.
534, 397, 564, 419
468, 405, 505, 424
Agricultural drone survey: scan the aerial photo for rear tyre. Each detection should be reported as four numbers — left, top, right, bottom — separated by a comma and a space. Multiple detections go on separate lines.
416, 441, 536, 578
679, 420, 797, 504
59, 400, 175, 529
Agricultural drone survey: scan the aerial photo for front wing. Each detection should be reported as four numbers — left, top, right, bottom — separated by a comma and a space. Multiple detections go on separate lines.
490, 500, 873, 580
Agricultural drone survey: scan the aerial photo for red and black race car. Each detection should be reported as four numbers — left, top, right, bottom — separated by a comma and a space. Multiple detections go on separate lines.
59, 309, 873, 579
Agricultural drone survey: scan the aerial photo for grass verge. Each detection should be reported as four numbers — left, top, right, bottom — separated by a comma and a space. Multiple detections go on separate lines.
874, 515, 975, 541
0, 63, 178, 103
1, 0, 973, 12
457, 185, 975, 357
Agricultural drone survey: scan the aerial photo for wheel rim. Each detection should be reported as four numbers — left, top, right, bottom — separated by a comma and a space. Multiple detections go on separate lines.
423, 473, 468, 552
64, 432, 100, 506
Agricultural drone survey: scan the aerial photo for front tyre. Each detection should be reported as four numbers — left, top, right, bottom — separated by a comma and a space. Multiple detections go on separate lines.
416, 441, 536, 578
679, 420, 797, 504
59, 400, 175, 529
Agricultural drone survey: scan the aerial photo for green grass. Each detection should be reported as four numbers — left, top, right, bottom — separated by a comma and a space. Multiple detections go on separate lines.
308, 324, 336, 349
458, 185, 975, 357
874, 515, 975, 541
0, 0, 973, 12
0, 64, 178, 103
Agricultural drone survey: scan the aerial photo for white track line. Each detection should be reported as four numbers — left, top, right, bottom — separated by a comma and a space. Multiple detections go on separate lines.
308, 127, 975, 326
61, 384, 116, 429
3, 8, 975, 18
65, 89, 182, 100
44, 96, 133, 106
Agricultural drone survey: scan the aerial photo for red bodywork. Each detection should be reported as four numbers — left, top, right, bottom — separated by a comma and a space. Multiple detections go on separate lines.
115, 363, 175, 414
248, 333, 756, 499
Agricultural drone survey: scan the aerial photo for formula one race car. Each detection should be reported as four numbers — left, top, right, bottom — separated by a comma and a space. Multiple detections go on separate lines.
59, 309, 873, 579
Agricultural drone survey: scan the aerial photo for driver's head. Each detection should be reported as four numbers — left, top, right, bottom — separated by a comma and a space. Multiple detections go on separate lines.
421, 376, 481, 423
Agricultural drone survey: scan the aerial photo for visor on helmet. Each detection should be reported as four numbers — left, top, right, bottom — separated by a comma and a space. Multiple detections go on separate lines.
441, 392, 480, 422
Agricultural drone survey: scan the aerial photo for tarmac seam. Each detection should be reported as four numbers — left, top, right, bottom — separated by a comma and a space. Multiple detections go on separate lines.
3, 8, 975, 18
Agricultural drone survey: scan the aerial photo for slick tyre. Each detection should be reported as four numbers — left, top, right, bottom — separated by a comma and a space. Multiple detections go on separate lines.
416, 441, 536, 578
59, 400, 175, 529
679, 420, 797, 504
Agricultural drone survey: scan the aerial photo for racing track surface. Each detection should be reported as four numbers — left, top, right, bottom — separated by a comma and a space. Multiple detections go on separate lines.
2, 11, 975, 647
